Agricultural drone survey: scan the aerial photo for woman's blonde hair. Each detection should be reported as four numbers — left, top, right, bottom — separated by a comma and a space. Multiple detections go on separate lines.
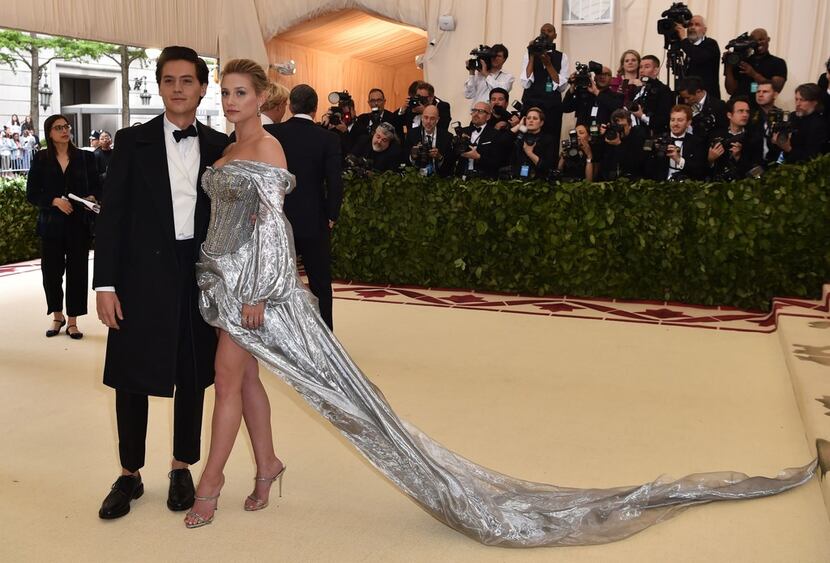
221, 58, 269, 93
260, 82, 290, 112
617, 49, 641, 76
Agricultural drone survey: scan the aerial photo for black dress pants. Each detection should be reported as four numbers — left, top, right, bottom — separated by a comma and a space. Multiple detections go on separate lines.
114, 240, 205, 472
40, 219, 90, 317
294, 234, 334, 330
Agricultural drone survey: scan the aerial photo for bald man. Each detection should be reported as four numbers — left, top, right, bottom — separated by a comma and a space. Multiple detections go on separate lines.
724, 28, 787, 99
677, 15, 721, 100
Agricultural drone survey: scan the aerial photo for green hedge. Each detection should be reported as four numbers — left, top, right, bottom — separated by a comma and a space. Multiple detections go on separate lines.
0, 176, 39, 266
332, 156, 830, 311
3, 157, 829, 311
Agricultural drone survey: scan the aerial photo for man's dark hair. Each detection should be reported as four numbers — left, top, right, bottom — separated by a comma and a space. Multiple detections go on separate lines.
489, 87, 509, 103
416, 81, 435, 96
406, 80, 421, 97
795, 82, 822, 103
642, 54, 661, 67
155, 46, 209, 85
677, 75, 704, 94
725, 95, 750, 114
289, 84, 318, 115
491, 43, 509, 60
610, 108, 632, 124
368, 88, 385, 99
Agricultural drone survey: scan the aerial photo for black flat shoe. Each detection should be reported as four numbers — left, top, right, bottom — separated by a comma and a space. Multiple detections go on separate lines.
99, 475, 144, 519
45, 319, 66, 337
66, 324, 83, 340
168, 468, 196, 511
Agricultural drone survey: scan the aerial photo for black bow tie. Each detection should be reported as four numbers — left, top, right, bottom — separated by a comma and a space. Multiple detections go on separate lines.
173, 125, 197, 142
473, 126, 482, 134
671, 135, 686, 141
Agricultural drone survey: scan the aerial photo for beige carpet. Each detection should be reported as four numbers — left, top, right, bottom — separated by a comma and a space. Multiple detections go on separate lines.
1, 265, 829, 562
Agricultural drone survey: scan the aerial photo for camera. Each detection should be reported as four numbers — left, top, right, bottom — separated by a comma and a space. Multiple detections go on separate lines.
604, 122, 625, 142
571, 61, 604, 92
466, 44, 494, 72
509, 100, 524, 118
528, 34, 556, 55
561, 129, 583, 159
343, 153, 372, 178
491, 105, 510, 123
657, 2, 692, 40
407, 95, 431, 109
710, 132, 744, 153
722, 32, 759, 66
413, 133, 434, 168
767, 108, 793, 143
643, 134, 674, 159
451, 121, 472, 155
693, 109, 718, 137
327, 91, 354, 127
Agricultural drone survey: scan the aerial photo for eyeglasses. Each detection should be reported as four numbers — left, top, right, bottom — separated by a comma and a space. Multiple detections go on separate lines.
52, 124, 72, 132
470, 109, 491, 115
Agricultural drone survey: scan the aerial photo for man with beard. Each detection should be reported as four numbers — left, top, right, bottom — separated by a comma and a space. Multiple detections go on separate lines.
773, 83, 828, 164
676, 15, 721, 100
349, 122, 403, 172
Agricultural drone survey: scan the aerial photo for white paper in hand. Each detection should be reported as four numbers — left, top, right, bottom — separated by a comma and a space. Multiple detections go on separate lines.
68, 193, 101, 214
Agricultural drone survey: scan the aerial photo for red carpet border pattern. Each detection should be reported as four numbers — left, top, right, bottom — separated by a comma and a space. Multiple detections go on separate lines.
4, 257, 828, 333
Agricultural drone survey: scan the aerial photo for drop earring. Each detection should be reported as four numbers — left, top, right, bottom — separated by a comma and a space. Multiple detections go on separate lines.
257, 106, 262, 117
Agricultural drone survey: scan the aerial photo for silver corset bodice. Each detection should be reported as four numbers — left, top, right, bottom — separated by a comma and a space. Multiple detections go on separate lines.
202, 160, 293, 255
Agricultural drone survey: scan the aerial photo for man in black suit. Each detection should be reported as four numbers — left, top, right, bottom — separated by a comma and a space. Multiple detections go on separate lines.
454, 101, 511, 178
630, 55, 675, 135
773, 83, 828, 164
677, 15, 721, 100
399, 81, 452, 135
265, 85, 343, 330
677, 75, 727, 142
405, 104, 454, 176
352, 88, 403, 141
707, 96, 764, 180
94, 46, 229, 519
645, 104, 708, 181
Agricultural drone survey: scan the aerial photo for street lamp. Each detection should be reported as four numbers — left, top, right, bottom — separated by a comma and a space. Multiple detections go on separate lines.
270, 60, 296, 75
133, 76, 151, 106
39, 77, 53, 111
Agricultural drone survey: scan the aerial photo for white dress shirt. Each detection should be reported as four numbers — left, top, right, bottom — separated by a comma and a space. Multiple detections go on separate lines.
464, 70, 516, 105
667, 134, 686, 180
163, 114, 200, 241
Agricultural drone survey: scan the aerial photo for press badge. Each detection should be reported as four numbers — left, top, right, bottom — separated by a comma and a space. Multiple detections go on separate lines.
520, 164, 530, 177
545, 78, 554, 93
750, 82, 758, 93
591, 106, 599, 117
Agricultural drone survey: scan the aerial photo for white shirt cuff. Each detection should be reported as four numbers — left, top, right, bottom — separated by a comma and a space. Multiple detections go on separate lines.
95, 286, 116, 292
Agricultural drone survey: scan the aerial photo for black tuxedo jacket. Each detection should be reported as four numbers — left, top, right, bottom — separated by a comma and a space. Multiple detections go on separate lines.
645, 133, 708, 181
93, 114, 229, 396
693, 95, 728, 142
404, 127, 455, 176
400, 99, 452, 135
453, 124, 510, 178
352, 109, 403, 141
636, 79, 674, 134
708, 127, 764, 178
786, 111, 828, 164
265, 118, 343, 238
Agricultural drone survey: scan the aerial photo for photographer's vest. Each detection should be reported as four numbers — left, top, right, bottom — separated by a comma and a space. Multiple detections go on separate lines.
522, 51, 564, 107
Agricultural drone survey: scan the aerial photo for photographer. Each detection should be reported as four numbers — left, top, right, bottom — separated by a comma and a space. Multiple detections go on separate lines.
749, 81, 784, 165
400, 81, 452, 135
454, 102, 511, 179
520, 23, 569, 150
774, 83, 828, 164
353, 88, 404, 141
724, 28, 787, 99
405, 105, 454, 177
488, 88, 522, 131
676, 15, 721, 100
629, 55, 674, 134
598, 108, 648, 180
557, 124, 596, 181
707, 96, 763, 180
677, 75, 727, 142
464, 44, 515, 105
348, 122, 403, 173
645, 104, 708, 181
321, 92, 359, 159
819, 58, 830, 153
562, 64, 624, 132
508, 108, 556, 180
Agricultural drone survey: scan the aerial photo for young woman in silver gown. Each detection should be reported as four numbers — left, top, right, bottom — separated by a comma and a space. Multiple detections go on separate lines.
189, 59, 817, 545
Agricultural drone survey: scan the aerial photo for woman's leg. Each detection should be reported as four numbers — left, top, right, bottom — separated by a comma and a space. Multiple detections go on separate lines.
240, 357, 284, 507
185, 330, 252, 524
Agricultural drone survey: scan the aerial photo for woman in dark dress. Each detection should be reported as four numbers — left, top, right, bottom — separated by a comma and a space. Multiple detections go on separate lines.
26, 114, 100, 339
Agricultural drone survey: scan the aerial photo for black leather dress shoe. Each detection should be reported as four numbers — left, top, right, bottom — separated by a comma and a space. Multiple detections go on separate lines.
99, 475, 143, 519
167, 468, 195, 511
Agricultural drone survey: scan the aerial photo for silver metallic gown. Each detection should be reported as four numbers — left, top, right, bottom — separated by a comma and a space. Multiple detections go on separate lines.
196, 160, 816, 547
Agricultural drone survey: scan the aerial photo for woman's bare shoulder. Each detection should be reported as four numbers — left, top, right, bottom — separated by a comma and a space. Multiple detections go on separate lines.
255, 134, 287, 168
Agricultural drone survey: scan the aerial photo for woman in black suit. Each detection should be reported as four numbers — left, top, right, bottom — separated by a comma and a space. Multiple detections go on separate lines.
26, 114, 100, 339
509, 107, 556, 179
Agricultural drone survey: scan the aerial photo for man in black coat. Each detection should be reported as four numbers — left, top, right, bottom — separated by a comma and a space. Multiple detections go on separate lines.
773, 83, 828, 164
94, 46, 229, 519
454, 101, 511, 178
677, 75, 727, 143
348, 121, 403, 173
398, 81, 452, 135
707, 96, 764, 180
405, 104, 454, 176
352, 88, 404, 141
265, 84, 343, 330
677, 15, 722, 100
630, 55, 675, 135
